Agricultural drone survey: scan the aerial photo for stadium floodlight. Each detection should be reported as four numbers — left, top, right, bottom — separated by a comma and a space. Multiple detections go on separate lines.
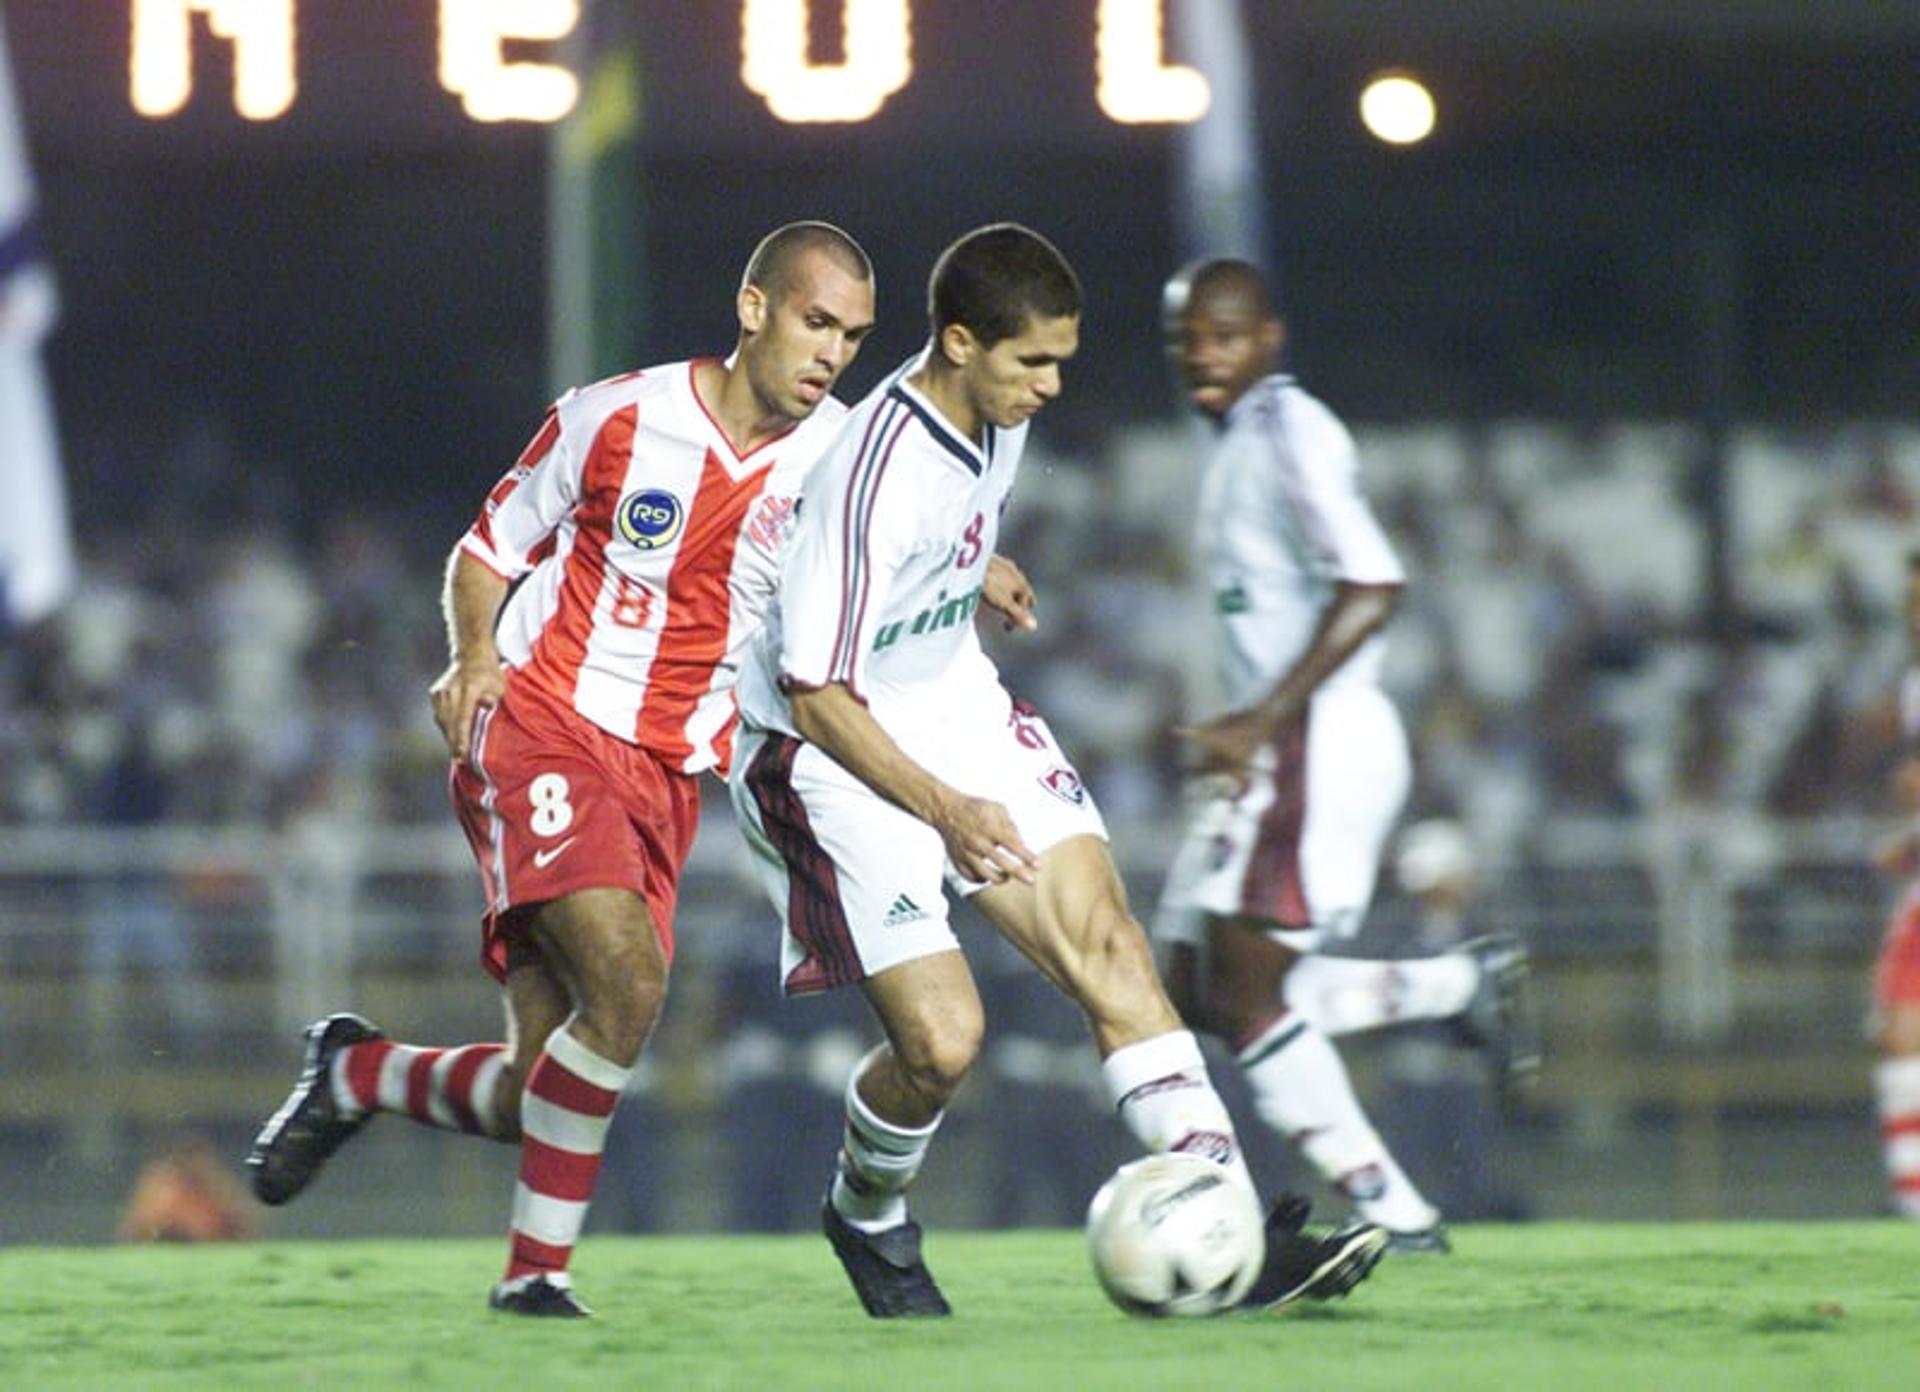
1359, 71, 1437, 146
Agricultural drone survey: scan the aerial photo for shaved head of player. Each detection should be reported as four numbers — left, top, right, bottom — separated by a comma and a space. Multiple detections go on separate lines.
728, 221, 877, 436
1163, 258, 1285, 422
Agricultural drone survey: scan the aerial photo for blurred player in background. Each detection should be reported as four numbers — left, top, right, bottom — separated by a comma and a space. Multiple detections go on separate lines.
1151, 258, 1537, 1251
729, 224, 1385, 1318
246, 222, 877, 1316
1868, 550, 1920, 1220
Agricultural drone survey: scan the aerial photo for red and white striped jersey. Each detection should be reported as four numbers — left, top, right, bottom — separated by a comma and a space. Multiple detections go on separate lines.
459, 359, 848, 775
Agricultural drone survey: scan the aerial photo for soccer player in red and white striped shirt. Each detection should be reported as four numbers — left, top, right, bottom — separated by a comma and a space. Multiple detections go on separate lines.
246, 222, 876, 1316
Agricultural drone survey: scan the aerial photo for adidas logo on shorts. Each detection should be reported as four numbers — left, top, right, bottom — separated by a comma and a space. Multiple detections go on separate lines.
882, 893, 927, 928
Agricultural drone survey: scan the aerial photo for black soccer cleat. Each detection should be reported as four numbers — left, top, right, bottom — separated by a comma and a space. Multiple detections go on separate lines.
1242, 1193, 1389, 1310
820, 1194, 953, 1318
246, 1012, 385, 1205
1454, 933, 1542, 1085
489, 1273, 594, 1318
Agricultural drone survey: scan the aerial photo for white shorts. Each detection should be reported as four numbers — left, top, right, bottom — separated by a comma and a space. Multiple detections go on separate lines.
729, 697, 1108, 996
1152, 684, 1409, 952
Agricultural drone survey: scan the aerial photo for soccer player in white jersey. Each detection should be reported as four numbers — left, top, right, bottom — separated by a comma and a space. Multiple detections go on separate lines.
245, 222, 877, 1317
728, 224, 1386, 1318
1150, 258, 1537, 1251
1867, 552, 1920, 1219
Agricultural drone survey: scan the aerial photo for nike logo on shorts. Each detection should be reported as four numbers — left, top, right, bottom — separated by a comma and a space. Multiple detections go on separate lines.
532, 836, 578, 870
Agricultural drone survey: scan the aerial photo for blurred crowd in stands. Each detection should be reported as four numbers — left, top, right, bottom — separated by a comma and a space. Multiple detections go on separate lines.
9, 413, 1916, 1235
6, 418, 1917, 859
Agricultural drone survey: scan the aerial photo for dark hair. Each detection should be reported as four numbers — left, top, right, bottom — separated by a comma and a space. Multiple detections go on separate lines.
927, 223, 1082, 349
742, 221, 873, 300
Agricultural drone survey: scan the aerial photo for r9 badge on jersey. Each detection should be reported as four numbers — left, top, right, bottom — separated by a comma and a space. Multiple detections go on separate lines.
617, 489, 685, 550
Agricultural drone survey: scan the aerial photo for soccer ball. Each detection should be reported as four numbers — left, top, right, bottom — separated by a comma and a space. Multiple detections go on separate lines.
1085, 1153, 1266, 1317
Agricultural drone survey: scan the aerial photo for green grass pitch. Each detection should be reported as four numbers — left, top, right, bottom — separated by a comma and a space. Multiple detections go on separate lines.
3, 1223, 1915, 1390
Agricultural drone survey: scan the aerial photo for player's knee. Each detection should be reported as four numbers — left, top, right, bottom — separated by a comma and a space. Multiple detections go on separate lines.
574, 943, 668, 1063
1197, 923, 1294, 1036
894, 1013, 983, 1107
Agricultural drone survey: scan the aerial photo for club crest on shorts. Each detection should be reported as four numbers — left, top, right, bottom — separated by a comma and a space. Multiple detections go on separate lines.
616, 489, 685, 550
1039, 765, 1086, 806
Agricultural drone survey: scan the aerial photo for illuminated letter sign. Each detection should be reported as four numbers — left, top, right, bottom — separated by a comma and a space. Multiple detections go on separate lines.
439, 0, 581, 123
1095, 0, 1210, 124
122, 3, 1217, 129
130, 0, 296, 120
741, 0, 913, 123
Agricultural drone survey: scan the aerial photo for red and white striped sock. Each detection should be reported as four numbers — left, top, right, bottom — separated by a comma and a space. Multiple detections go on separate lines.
329, 1040, 510, 1139
504, 1027, 630, 1281
1875, 1057, 1920, 1219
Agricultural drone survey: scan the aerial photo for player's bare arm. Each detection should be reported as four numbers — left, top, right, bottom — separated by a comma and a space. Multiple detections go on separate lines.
429, 548, 511, 761
1179, 580, 1401, 789
788, 681, 1040, 885
981, 553, 1039, 632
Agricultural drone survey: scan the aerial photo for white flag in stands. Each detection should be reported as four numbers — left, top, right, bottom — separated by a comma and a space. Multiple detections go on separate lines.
0, 10, 72, 632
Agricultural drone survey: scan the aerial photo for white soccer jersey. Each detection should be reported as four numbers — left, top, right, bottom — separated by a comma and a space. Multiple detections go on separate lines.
738, 354, 1023, 757
1902, 665, 1920, 746
459, 359, 845, 775
1195, 374, 1404, 708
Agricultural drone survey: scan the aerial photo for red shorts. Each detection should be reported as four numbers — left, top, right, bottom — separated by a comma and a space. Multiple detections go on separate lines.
1876, 885, 1920, 1009
450, 684, 700, 983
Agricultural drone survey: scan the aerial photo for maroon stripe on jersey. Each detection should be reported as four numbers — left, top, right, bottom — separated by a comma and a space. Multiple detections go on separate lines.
445, 1044, 501, 1135
744, 735, 860, 995
1242, 713, 1312, 929
825, 402, 892, 678
525, 403, 637, 696
1886, 1115, 1920, 1140
529, 1061, 622, 1119
634, 446, 772, 760
829, 403, 910, 684
518, 1134, 603, 1203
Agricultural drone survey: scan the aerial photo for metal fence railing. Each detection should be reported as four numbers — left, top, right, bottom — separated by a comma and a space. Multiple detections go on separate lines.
0, 812, 1894, 1239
